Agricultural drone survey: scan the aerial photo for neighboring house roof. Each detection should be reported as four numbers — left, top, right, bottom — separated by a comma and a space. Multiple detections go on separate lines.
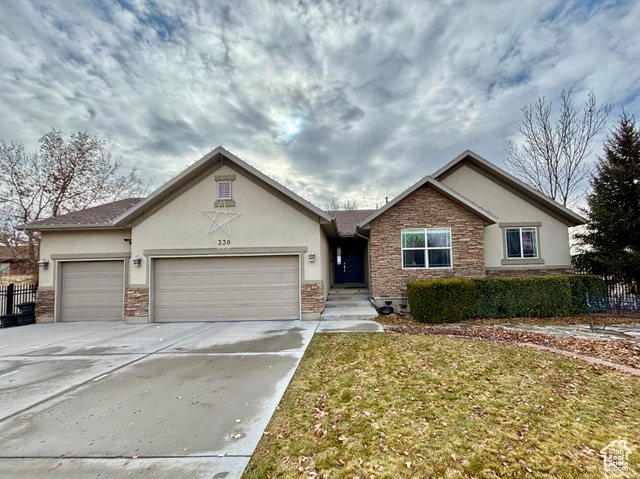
17, 146, 336, 233
358, 176, 499, 229
328, 210, 375, 236
17, 198, 144, 230
110, 146, 333, 227
432, 150, 587, 226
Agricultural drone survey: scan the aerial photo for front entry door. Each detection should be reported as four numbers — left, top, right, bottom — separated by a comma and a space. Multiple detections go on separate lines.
334, 242, 364, 284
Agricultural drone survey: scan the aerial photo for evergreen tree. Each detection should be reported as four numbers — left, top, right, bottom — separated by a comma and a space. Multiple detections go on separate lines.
578, 113, 640, 291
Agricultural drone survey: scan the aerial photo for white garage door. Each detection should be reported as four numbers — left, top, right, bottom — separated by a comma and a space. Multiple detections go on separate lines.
153, 256, 299, 322
60, 261, 124, 321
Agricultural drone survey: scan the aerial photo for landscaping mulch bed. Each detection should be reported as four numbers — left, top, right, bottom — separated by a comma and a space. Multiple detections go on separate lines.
387, 324, 640, 371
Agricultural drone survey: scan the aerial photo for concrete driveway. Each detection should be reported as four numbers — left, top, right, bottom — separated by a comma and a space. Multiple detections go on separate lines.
0, 320, 319, 479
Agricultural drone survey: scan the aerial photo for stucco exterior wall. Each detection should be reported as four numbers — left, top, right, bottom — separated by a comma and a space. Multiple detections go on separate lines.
38, 229, 132, 288
369, 185, 486, 298
439, 164, 572, 270
129, 163, 325, 287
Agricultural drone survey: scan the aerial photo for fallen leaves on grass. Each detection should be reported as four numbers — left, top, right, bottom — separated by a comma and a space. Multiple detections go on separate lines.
377, 313, 640, 327
387, 324, 640, 370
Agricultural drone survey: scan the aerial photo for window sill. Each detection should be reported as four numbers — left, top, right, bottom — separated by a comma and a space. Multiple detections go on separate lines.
501, 258, 545, 265
214, 200, 236, 207
402, 266, 453, 270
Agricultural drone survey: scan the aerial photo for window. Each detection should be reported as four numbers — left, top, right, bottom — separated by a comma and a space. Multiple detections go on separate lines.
402, 228, 452, 268
217, 180, 232, 200
505, 227, 538, 259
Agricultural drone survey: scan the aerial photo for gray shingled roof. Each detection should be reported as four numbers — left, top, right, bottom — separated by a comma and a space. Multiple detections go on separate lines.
20, 198, 144, 229
328, 210, 375, 235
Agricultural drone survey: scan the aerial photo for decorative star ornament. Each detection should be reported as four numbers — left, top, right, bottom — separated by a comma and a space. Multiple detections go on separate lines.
202, 201, 241, 235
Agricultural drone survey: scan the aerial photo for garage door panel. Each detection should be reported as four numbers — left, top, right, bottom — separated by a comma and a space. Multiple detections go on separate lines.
244, 289, 263, 301
154, 256, 299, 322
245, 273, 262, 284
281, 288, 298, 301
227, 273, 245, 284
61, 261, 124, 322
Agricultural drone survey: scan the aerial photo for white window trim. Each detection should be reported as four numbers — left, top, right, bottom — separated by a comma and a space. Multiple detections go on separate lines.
505, 226, 539, 259
217, 180, 232, 200
401, 227, 453, 270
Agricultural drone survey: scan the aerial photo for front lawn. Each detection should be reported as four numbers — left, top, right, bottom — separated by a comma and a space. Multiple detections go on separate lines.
244, 334, 640, 478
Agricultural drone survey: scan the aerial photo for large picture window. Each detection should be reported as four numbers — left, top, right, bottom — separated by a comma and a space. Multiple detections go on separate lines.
505, 227, 538, 259
401, 228, 452, 269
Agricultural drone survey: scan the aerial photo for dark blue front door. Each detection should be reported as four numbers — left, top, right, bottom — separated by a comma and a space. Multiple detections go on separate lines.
334, 242, 364, 284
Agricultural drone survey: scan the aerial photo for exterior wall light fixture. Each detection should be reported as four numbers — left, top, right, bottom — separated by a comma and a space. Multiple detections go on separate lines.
308, 251, 315, 262
133, 255, 142, 267
38, 259, 49, 269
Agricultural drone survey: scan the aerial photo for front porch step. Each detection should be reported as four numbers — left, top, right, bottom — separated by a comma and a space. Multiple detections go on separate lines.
326, 293, 370, 302
322, 288, 378, 321
326, 288, 369, 295
321, 307, 379, 321
324, 300, 372, 308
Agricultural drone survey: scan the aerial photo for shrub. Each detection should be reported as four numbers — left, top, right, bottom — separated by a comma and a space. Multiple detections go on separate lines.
471, 276, 572, 318
407, 275, 599, 323
562, 275, 607, 313
407, 279, 478, 323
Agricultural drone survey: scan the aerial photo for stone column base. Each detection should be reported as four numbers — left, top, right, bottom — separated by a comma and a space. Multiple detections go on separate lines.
35, 289, 55, 323
301, 282, 324, 316
125, 288, 149, 322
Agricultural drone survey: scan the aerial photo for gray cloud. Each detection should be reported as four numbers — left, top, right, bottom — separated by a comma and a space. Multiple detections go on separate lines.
1, 0, 639, 208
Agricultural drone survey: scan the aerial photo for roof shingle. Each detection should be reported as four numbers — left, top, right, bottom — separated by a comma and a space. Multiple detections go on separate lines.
22, 198, 144, 229
327, 209, 375, 235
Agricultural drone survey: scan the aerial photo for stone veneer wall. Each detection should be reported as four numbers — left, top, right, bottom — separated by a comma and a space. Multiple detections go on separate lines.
370, 186, 486, 298
486, 268, 574, 277
35, 289, 55, 323
124, 288, 149, 318
301, 282, 325, 314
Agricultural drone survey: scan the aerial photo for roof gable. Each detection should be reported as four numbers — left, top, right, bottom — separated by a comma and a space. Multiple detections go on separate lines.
358, 176, 498, 228
112, 146, 333, 226
432, 150, 586, 226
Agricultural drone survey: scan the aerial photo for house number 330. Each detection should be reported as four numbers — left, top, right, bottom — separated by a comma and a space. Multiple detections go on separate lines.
218, 239, 231, 246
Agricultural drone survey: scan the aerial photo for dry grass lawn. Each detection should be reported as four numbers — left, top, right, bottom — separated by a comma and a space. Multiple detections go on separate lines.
244, 334, 640, 478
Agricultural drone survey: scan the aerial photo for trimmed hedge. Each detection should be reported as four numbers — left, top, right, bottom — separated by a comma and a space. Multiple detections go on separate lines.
471, 276, 571, 319
407, 274, 607, 323
563, 275, 606, 313
406, 279, 478, 323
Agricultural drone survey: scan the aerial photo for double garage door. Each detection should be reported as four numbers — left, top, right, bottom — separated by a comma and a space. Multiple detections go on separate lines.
59, 256, 299, 322
154, 256, 299, 322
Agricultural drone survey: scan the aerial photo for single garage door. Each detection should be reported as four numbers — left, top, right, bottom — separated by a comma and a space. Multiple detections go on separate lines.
154, 255, 299, 322
60, 261, 124, 321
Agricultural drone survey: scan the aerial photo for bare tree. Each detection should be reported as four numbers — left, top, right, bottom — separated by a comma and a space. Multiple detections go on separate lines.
324, 199, 358, 211
506, 88, 612, 207
324, 200, 341, 212
0, 129, 150, 273
342, 199, 358, 210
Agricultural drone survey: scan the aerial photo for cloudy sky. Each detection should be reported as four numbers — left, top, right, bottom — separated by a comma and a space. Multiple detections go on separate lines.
1, 0, 639, 209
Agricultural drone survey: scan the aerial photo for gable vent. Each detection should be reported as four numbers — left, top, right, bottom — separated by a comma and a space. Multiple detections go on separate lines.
217, 181, 232, 200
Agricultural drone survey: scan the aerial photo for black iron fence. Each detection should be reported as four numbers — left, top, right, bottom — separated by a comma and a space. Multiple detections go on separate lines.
0, 283, 37, 315
572, 270, 638, 299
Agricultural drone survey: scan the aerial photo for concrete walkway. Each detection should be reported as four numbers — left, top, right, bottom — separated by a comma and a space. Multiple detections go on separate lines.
438, 322, 640, 344
0, 319, 381, 479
